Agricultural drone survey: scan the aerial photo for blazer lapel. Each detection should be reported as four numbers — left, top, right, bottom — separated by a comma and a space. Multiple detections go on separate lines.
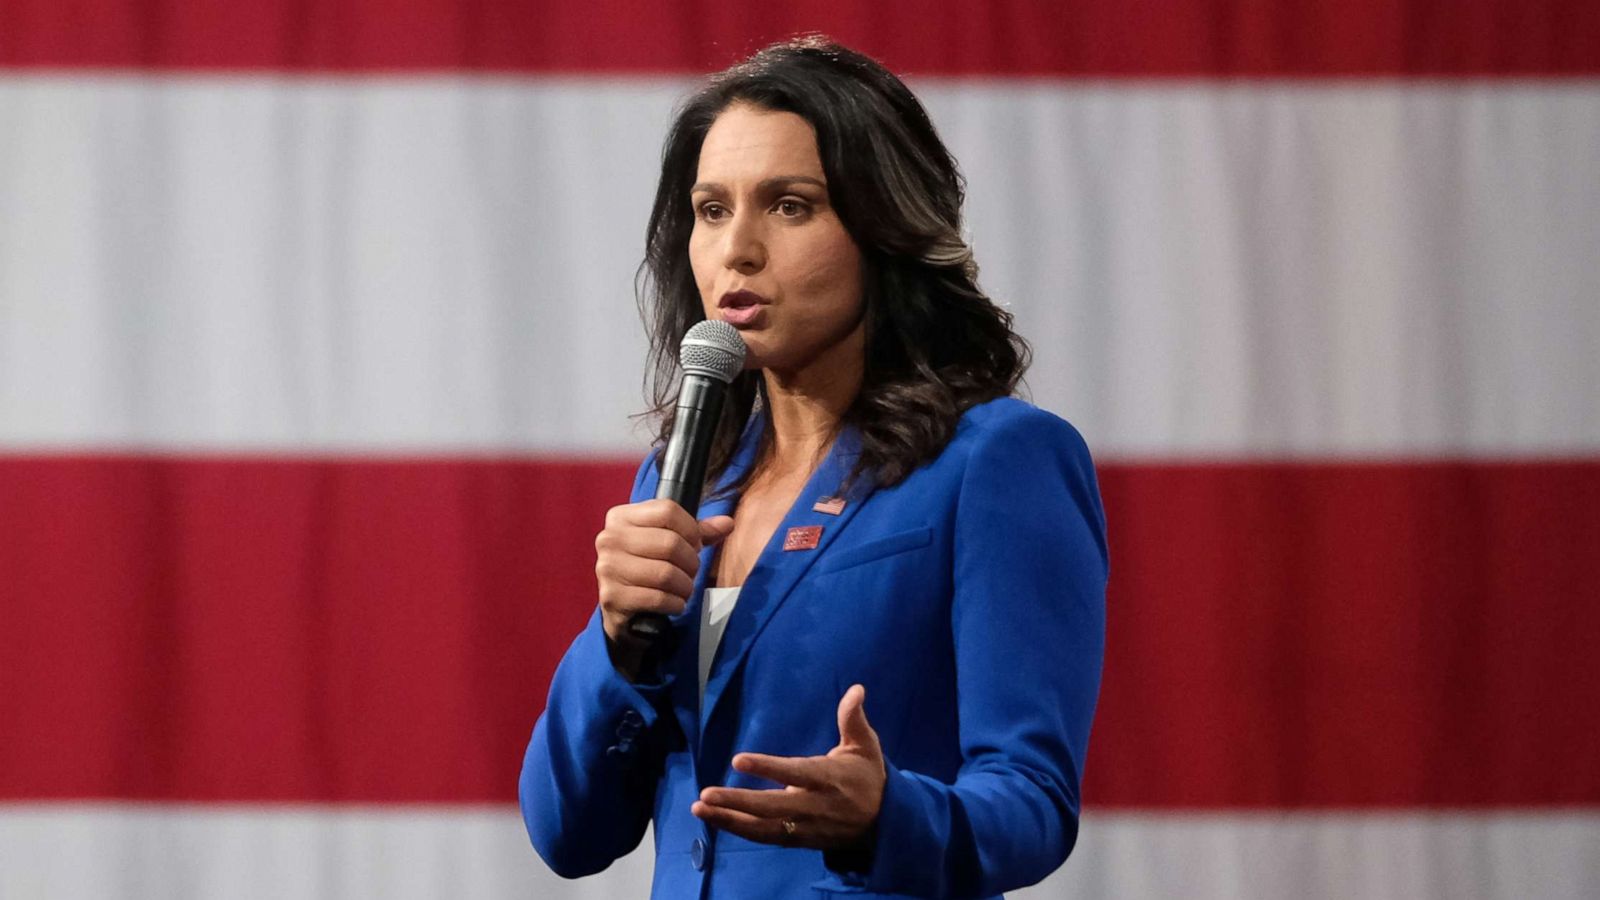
666, 415, 762, 755
699, 425, 876, 733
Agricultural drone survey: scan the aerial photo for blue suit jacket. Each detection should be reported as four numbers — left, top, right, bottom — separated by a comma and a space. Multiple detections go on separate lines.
521, 397, 1107, 898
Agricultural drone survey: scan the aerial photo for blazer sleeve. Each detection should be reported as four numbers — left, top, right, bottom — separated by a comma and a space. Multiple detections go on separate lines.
845, 407, 1109, 897
519, 452, 674, 878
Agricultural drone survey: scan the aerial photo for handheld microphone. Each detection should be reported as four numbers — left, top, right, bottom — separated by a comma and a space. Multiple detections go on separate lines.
628, 319, 747, 644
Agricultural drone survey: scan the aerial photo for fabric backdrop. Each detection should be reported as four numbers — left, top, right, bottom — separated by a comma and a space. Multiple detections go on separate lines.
3, 2, 1598, 897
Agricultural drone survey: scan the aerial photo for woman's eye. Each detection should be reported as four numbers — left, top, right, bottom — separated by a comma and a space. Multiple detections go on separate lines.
698, 203, 728, 222
774, 199, 809, 218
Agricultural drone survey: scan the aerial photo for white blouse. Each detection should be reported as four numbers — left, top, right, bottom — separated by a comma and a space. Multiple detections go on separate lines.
698, 586, 742, 701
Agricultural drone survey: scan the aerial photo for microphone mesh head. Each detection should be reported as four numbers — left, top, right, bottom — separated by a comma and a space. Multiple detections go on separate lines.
679, 320, 747, 383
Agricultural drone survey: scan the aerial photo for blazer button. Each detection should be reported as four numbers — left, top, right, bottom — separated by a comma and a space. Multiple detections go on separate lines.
690, 837, 706, 871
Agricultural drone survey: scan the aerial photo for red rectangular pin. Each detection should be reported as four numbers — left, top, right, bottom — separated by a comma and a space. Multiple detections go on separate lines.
783, 525, 823, 551
812, 496, 846, 515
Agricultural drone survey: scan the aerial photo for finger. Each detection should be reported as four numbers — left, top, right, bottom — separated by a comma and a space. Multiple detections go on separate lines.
607, 556, 695, 601
699, 515, 735, 545
731, 752, 829, 790
698, 786, 817, 820
690, 802, 793, 847
836, 684, 877, 750
611, 526, 700, 576
621, 499, 701, 546
600, 585, 686, 620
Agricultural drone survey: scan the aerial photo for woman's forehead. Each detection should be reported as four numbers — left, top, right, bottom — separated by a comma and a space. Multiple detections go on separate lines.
696, 105, 824, 185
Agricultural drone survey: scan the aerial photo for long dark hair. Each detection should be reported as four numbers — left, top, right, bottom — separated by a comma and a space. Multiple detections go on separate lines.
640, 35, 1029, 490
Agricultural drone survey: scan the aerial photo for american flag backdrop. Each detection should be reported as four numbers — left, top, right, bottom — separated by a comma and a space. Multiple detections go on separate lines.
3, 2, 1599, 898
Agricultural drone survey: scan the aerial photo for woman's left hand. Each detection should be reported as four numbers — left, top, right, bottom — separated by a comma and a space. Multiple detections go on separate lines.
692, 684, 885, 850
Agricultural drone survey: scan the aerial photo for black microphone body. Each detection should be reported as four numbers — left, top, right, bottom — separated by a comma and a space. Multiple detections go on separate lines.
627, 320, 745, 644
627, 374, 727, 643
653, 373, 726, 516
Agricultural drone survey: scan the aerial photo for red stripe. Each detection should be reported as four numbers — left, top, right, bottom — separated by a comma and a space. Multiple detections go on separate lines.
3, 1, 1598, 76
0, 454, 636, 804
2, 455, 1597, 807
1090, 460, 1600, 808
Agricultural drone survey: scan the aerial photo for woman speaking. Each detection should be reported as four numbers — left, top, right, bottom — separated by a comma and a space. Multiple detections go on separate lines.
520, 37, 1108, 899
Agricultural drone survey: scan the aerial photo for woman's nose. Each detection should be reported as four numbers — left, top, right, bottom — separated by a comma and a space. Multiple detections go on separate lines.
723, 212, 766, 273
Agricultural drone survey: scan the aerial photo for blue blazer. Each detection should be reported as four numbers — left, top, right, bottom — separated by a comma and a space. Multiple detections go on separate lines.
521, 397, 1108, 898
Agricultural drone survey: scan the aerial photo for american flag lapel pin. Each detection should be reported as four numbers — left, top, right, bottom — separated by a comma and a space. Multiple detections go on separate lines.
783, 525, 823, 551
811, 496, 846, 515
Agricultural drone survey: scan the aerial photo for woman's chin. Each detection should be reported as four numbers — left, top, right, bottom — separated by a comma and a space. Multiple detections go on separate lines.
735, 337, 775, 371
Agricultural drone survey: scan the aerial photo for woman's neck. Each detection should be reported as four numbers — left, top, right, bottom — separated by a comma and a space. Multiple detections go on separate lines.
758, 323, 864, 477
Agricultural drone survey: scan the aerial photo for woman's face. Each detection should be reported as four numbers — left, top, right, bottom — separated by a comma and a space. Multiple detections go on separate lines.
689, 103, 865, 375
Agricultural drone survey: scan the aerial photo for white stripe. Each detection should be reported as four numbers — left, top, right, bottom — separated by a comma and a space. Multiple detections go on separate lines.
1050, 810, 1600, 898
2, 76, 1597, 457
3, 805, 1596, 899
0, 803, 630, 899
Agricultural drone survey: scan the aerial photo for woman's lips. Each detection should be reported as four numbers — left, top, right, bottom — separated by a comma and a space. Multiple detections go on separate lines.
718, 291, 767, 327
721, 305, 764, 327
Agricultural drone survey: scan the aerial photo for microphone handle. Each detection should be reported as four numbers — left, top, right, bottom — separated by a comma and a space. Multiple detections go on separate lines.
628, 375, 726, 644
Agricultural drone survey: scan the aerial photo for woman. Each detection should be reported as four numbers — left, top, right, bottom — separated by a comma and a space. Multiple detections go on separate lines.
521, 37, 1107, 899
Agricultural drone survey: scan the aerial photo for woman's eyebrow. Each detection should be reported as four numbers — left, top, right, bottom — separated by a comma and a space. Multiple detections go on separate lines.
690, 175, 827, 194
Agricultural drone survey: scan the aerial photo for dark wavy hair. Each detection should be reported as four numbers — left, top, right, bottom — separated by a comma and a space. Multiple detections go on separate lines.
640, 36, 1029, 490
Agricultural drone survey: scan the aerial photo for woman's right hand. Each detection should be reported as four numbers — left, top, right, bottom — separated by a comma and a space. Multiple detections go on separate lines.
595, 498, 735, 678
